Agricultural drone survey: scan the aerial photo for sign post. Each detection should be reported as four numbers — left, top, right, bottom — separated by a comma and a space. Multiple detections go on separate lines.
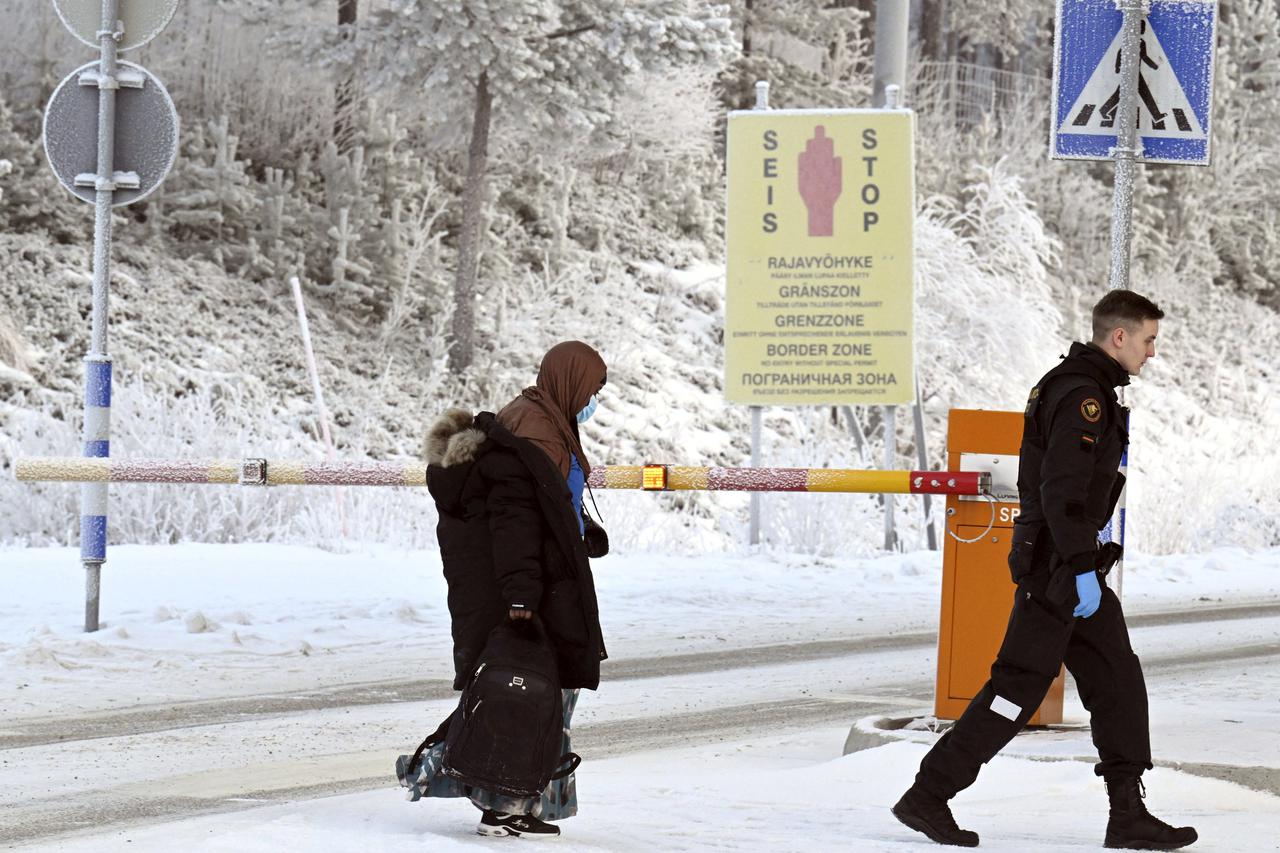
42, 0, 180, 632
748, 81, 769, 547
1051, 0, 1216, 595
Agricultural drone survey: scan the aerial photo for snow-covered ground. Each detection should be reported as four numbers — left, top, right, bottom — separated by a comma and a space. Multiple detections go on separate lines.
18, 732, 1280, 853
2, 543, 1279, 850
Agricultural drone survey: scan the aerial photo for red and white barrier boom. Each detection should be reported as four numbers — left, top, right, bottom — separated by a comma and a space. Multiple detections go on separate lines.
14, 457, 990, 496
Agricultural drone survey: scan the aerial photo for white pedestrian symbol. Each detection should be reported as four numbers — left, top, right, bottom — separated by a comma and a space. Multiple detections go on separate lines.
1059, 18, 1204, 139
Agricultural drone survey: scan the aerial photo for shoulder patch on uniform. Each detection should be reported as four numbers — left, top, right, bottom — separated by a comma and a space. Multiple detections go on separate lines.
1080, 398, 1102, 423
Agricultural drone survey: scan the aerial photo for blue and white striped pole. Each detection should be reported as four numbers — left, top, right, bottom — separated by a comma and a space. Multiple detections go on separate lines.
1099, 414, 1129, 592
81, 357, 112, 630
80, 0, 121, 633
1110, 411, 1130, 598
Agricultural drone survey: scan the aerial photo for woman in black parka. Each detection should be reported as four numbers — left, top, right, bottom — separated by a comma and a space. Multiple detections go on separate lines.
424, 341, 608, 839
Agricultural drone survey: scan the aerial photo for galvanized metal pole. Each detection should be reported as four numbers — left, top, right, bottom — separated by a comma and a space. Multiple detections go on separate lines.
81, 0, 122, 633
748, 79, 770, 547
841, 405, 869, 462
749, 405, 762, 545
873, 0, 910, 109
1107, 0, 1147, 598
874, 2, 909, 552
912, 370, 937, 550
882, 406, 898, 551
1109, 1, 1145, 296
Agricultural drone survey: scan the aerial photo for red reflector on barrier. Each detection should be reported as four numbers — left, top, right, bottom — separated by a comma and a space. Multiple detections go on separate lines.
908, 471, 986, 496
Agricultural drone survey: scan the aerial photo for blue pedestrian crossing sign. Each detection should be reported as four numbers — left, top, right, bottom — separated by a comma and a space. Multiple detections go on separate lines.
1052, 0, 1217, 166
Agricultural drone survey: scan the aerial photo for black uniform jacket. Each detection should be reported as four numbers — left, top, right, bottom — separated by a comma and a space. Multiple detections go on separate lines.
1013, 342, 1129, 597
425, 409, 607, 691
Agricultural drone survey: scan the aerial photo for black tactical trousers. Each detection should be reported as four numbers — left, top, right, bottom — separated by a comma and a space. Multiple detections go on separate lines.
915, 573, 1153, 800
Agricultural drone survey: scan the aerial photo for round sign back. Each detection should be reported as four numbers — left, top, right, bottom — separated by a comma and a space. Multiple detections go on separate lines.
53, 0, 181, 53
43, 61, 180, 207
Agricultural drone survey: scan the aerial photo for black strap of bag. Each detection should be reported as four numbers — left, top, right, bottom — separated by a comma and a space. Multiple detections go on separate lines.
550, 752, 582, 781
406, 711, 456, 777
581, 504, 609, 558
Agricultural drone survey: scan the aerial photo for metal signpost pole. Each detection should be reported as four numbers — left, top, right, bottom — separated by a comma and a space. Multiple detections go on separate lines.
882, 405, 897, 550
913, 369, 937, 550
45, 0, 181, 631
80, 0, 124, 633
873, 0, 909, 110
748, 79, 769, 547
875, 0, 909, 552
1107, 0, 1147, 598
1109, 2, 1145, 296
749, 405, 762, 545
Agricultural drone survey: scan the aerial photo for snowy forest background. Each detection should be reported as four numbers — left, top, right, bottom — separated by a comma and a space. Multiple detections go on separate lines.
1, 0, 1278, 558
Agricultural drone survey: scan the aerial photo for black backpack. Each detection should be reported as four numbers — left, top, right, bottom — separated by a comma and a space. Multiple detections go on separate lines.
431, 619, 580, 798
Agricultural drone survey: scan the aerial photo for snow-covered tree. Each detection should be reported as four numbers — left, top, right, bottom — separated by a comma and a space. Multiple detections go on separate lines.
905, 0, 1053, 72
718, 0, 871, 121
739, 0, 860, 56
359, 0, 734, 371
335, 0, 360, 148
947, 0, 1048, 61
159, 116, 262, 274
1194, 0, 1280, 297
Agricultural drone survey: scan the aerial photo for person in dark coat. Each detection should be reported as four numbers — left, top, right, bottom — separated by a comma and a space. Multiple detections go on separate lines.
893, 291, 1197, 849
423, 340, 609, 839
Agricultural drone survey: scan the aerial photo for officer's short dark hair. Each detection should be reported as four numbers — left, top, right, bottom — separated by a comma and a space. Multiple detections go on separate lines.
1091, 290, 1164, 342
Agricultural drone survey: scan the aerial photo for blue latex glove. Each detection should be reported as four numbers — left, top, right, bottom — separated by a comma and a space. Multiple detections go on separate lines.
1073, 571, 1102, 618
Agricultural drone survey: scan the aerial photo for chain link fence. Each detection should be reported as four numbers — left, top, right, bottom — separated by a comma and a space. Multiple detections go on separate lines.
913, 59, 1051, 137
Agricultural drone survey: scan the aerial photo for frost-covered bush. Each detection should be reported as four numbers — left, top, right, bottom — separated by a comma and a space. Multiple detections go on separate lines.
1118, 277, 1280, 553
722, 0, 872, 105
0, 309, 39, 393
0, 96, 81, 239
0, 378, 437, 549
916, 159, 1062, 414
756, 409, 909, 557
1152, 0, 1280, 300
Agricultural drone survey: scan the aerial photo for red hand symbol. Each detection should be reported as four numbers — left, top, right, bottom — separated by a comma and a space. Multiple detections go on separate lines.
797, 125, 843, 237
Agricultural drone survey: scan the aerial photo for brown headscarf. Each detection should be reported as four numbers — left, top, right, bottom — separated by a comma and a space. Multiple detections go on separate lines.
497, 341, 607, 480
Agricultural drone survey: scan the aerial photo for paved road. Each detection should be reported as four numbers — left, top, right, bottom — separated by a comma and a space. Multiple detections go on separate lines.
5, 599, 1276, 751
2, 600, 1277, 847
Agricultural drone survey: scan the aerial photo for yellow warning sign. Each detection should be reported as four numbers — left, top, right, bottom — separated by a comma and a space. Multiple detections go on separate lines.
725, 109, 915, 405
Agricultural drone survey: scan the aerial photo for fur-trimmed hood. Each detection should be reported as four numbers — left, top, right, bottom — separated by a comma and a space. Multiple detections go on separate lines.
424, 408, 487, 469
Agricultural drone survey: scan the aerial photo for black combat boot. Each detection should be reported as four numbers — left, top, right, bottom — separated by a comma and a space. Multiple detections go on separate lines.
892, 785, 979, 847
1104, 776, 1198, 850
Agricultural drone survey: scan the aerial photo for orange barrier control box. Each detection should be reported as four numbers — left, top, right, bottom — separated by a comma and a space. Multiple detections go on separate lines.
934, 409, 1064, 725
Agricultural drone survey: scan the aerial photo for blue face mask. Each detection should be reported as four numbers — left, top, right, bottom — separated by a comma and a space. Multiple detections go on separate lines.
576, 395, 599, 424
